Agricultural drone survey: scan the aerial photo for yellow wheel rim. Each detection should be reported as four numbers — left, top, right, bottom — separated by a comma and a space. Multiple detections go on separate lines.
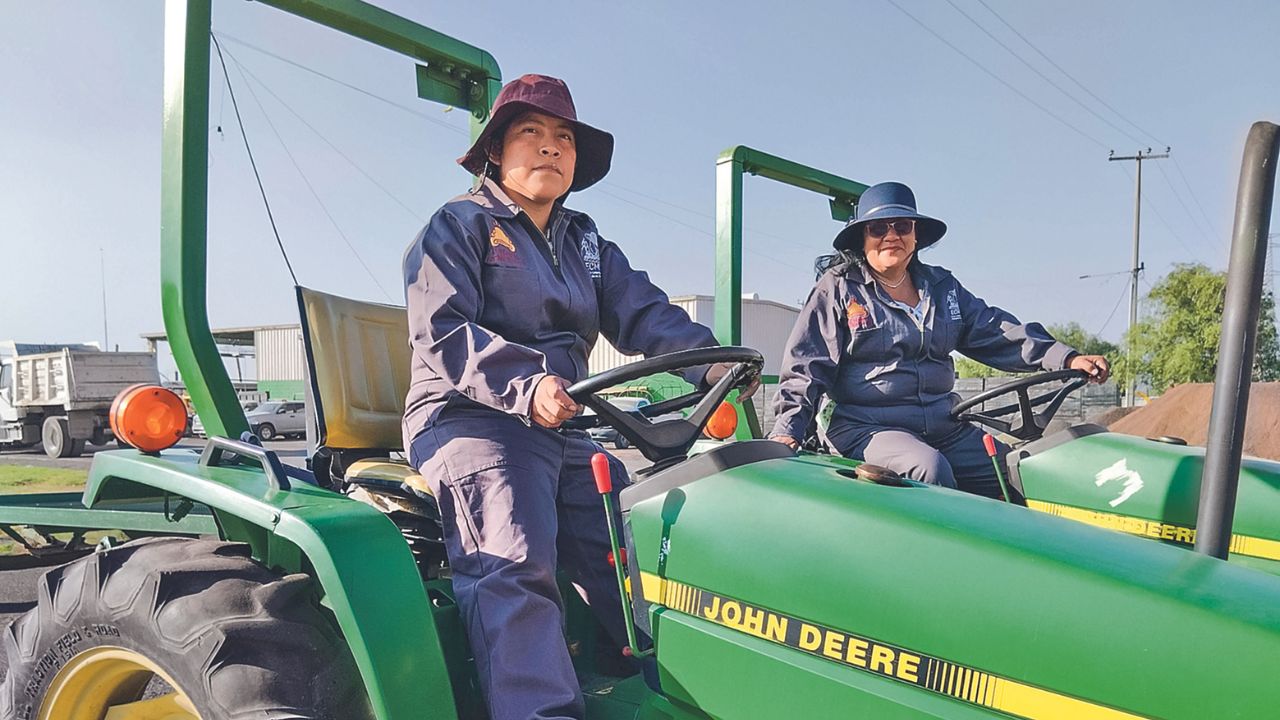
38, 645, 201, 720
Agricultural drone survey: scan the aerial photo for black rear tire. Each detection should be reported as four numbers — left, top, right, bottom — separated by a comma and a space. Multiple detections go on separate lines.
0, 536, 372, 719
615, 434, 630, 450
41, 416, 78, 458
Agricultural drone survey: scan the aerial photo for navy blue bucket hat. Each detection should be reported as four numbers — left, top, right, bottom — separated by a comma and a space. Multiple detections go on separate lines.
833, 181, 947, 252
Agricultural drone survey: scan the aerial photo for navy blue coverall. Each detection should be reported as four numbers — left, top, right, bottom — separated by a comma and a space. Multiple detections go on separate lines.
771, 258, 1076, 496
403, 178, 715, 720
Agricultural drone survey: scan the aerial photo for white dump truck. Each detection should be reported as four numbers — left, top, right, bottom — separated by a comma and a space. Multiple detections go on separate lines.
0, 342, 160, 457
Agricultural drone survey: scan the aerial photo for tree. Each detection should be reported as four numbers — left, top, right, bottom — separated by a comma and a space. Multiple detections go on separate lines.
1046, 322, 1119, 359
1125, 264, 1280, 394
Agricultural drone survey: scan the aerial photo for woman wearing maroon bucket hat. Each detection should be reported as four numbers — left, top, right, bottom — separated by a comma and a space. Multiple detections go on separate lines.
402, 74, 733, 719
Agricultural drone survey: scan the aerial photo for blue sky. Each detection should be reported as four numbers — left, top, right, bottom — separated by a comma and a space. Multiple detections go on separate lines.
3, 1, 1277, 377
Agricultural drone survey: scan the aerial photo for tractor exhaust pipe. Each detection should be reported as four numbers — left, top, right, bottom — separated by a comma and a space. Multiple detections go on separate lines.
1195, 121, 1280, 559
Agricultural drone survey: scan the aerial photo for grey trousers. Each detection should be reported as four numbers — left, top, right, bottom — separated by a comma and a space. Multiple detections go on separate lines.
831, 420, 1006, 499
410, 406, 630, 720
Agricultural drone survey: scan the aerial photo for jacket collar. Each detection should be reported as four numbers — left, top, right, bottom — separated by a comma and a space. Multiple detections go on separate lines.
853, 258, 952, 288
463, 177, 584, 221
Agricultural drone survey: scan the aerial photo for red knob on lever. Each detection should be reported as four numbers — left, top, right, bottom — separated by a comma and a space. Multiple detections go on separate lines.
982, 434, 998, 458
591, 452, 613, 495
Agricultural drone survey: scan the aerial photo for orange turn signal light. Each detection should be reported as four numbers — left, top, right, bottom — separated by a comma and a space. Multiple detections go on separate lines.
703, 402, 739, 440
110, 384, 187, 453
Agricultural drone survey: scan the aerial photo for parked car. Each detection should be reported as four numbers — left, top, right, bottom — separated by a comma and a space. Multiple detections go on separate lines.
194, 400, 305, 441
587, 396, 680, 450
191, 400, 269, 438
245, 400, 306, 441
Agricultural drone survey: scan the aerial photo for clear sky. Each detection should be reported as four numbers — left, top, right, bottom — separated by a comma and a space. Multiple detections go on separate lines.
3, 1, 1278, 378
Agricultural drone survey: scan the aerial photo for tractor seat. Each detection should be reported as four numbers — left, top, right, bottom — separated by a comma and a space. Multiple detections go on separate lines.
296, 285, 428, 497
346, 458, 433, 498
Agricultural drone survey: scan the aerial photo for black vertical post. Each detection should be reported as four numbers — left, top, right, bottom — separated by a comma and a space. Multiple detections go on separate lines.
1195, 121, 1280, 559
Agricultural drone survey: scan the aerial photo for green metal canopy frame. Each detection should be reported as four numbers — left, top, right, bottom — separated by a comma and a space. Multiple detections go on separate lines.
714, 146, 869, 436
163, 0, 501, 440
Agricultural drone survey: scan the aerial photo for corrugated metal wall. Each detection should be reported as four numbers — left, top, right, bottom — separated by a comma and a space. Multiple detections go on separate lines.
255, 327, 307, 382
587, 295, 800, 377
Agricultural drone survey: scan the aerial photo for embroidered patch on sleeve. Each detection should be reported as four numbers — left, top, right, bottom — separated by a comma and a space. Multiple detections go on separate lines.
580, 231, 602, 279
946, 288, 962, 320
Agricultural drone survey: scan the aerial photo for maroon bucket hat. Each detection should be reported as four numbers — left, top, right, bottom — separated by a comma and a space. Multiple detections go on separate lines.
458, 74, 614, 192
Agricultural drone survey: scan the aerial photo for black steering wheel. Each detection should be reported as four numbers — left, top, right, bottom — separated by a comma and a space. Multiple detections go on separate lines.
564, 346, 763, 464
949, 369, 1089, 442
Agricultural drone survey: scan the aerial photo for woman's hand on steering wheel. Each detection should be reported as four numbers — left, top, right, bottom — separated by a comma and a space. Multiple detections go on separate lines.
770, 434, 800, 450
531, 375, 580, 428
1068, 354, 1110, 384
706, 362, 760, 400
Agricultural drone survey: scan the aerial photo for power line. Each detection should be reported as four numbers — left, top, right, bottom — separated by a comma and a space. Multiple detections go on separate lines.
1094, 276, 1132, 337
882, 0, 1111, 151
973, 0, 1165, 148
215, 32, 470, 137
222, 45, 395, 301
588, 184, 808, 274
1114, 160, 1204, 264
1152, 160, 1218, 245
219, 39, 426, 224
210, 33, 299, 286
219, 30, 827, 277
940, 0, 1148, 148
1171, 156, 1222, 239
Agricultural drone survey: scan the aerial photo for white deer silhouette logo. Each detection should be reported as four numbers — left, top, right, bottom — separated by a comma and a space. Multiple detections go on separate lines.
1095, 459, 1144, 507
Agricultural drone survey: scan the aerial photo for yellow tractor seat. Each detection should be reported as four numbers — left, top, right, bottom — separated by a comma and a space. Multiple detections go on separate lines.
346, 458, 432, 498
297, 286, 435, 497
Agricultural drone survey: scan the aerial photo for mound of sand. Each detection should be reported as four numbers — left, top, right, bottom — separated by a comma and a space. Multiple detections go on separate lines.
1107, 382, 1280, 461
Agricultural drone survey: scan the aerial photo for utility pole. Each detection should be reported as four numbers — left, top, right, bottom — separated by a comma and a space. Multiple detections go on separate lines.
99, 247, 110, 351
1109, 147, 1169, 406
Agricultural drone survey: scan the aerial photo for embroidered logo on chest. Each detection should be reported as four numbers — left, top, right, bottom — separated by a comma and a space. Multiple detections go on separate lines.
946, 288, 962, 320
490, 225, 516, 252
581, 231, 602, 280
846, 299, 870, 329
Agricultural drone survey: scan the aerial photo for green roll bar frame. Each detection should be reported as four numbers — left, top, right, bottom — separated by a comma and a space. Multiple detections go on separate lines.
163, 0, 501, 440
714, 146, 869, 437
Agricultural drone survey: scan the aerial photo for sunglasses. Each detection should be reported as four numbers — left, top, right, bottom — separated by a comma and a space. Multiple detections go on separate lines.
865, 219, 916, 239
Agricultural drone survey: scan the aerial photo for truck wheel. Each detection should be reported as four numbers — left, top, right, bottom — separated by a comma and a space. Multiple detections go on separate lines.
0, 537, 372, 719
41, 416, 78, 458
256, 423, 276, 441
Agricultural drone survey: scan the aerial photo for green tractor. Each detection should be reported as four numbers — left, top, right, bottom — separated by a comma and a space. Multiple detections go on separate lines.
3, 2, 1280, 719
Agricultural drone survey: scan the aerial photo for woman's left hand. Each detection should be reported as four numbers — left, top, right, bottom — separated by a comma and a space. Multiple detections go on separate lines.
706, 362, 760, 400
1069, 354, 1110, 384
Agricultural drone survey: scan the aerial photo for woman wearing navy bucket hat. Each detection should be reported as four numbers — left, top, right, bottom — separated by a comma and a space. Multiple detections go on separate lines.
769, 181, 1109, 497
402, 74, 741, 720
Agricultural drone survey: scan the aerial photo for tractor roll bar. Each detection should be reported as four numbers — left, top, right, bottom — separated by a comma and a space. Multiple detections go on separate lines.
1195, 121, 1280, 559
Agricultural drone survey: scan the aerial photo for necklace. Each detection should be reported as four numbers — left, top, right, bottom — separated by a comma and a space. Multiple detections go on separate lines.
874, 270, 909, 289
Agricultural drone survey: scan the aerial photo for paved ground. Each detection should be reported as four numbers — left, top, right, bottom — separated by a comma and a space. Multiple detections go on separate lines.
0, 438, 649, 684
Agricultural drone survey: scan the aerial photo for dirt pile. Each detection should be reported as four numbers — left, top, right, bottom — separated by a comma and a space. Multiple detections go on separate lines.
1107, 382, 1280, 460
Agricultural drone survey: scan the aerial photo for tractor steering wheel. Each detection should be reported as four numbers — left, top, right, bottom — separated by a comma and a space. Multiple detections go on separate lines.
563, 346, 763, 464
949, 369, 1089, 442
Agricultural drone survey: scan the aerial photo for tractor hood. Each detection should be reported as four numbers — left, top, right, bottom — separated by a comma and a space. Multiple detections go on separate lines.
1015, 431, 1280, 574
622, 442, 1280, 719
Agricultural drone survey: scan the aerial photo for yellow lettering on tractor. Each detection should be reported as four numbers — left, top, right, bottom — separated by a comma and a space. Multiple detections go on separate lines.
845, 637, 869, 667
821, 630, 845, 661
799, 624, 821, 651
765, 613, 788, 643
702, 595, 720, 621
870, 645, 895, 675
897, 652, 921, 683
